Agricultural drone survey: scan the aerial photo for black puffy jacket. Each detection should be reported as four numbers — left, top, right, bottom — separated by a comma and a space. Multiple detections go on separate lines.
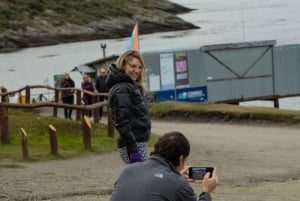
105, 64, 151, 153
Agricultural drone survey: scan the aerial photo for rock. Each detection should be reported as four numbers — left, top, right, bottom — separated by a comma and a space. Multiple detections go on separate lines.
0, 0, 199, 52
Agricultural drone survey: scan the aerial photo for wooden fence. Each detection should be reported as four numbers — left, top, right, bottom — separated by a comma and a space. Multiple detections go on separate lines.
0, 85, 114, 145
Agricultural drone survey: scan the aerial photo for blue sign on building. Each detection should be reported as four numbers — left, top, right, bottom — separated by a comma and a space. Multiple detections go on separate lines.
154, 86, 207, 103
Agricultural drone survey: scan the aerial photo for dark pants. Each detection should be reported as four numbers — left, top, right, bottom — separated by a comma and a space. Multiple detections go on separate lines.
62, 95, 74, 119
98, 96, 107, 119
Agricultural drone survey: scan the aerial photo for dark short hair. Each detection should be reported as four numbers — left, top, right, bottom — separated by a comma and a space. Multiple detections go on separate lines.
150, 131, 190, 166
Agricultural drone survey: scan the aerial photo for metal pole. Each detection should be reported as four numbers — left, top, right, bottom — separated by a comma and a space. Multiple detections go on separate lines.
100, 43, 107, 58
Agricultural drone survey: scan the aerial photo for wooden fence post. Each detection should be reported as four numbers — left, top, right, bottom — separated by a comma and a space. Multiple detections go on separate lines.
0, 105, 9, 144
82, 115, 92, 150
53, 89, 59, 117
25, 86, 30, 104
48, 124, 58, 154
76, 90, 81, 121
18, 92, 22, 103
107, 108, 114, 138
20, 128, 29, 159
0, 105, 2, 133
93, 95, 99, 123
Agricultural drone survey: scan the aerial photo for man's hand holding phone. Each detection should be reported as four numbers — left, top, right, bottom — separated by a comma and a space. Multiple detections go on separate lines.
202, 167, 218, 193
180, 165, 195, 182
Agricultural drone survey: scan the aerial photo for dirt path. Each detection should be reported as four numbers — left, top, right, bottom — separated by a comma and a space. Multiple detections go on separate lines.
1, 120, 300, 201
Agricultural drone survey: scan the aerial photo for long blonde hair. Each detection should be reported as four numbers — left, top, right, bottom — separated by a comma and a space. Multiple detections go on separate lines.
116, 50, 146, 95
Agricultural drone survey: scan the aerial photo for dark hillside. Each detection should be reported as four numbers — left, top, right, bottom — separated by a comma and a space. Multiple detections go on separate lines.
0, 0, 198, 52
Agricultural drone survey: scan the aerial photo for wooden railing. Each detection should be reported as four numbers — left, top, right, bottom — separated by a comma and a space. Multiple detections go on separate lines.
0, 85, 114, 144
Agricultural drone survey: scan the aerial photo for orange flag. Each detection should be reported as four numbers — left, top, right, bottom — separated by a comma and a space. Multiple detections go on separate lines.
127, 22, 139, 50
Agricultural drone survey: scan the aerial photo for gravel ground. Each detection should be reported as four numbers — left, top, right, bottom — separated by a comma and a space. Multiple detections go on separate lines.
1, 119, 300, 201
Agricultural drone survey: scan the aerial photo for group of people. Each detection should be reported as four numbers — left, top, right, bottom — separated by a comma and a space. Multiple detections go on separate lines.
60, 67, 108, 120
61, 49, 218, 200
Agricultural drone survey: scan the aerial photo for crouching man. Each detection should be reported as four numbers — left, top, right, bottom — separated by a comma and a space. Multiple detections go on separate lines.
110, 131, 218, 201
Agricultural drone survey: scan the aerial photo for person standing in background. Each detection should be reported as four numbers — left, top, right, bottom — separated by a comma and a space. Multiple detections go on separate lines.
105, 50, 151, 164
95, 68, 109, 120
60, 73, 75, 120
81, 74, 94, 117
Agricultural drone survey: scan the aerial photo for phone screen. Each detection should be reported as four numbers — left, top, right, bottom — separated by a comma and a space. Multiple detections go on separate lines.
189, 167, 214, 180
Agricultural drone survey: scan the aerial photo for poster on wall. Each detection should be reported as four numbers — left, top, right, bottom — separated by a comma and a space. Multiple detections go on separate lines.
149, 75, 160, 91
54, 74, 64, 88
160, 53, 175, 90
175, 52, 189, 87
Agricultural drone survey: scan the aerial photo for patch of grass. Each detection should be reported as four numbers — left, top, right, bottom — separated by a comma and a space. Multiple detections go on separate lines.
4, 102, 299, 161
0, 164, 25, 169
149, 101, 300, 125
0, 109, 158, 161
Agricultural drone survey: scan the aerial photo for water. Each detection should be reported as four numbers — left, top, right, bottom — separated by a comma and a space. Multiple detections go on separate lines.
1, 0, 300, 109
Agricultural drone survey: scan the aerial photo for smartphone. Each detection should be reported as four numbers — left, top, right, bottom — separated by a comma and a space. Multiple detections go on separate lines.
188, 167, 214, 180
